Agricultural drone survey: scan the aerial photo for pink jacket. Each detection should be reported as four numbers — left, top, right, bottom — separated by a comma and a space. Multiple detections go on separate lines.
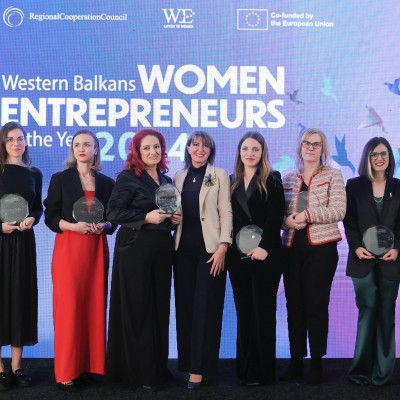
282, 166, 346, 247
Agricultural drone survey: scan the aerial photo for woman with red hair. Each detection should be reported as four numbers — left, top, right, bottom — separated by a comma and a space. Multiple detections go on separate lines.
106, 129, 180, 391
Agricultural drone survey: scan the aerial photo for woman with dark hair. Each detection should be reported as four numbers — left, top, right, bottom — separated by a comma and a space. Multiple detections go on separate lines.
44, 129, 116, 391
173, 131, 232, 389
106, 129, 180, 391
344, 137, 400, 386
281, 128, 346, 384
0, 121, 42, 391
227, 131, 285, 386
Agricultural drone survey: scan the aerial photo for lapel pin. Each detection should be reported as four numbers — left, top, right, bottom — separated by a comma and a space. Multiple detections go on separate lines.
390, 193, 392, 197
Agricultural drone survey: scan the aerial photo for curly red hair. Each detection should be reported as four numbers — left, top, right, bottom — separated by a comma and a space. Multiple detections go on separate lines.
125, 129, 169, 176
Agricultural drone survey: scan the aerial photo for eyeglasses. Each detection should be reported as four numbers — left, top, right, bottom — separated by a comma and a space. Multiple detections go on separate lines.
6, 137, 25, 144
369, 151, 389, 160
301, 141, 322, 150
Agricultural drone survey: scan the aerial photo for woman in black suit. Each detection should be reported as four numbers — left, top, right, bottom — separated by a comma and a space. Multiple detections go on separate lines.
106, 129, 180, 391
227, 131, 285, 386
344, 137, 400, 386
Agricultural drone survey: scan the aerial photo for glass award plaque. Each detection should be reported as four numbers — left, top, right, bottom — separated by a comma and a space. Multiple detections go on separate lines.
288, 191, 320, 214
289, 191, 309, 213
0, 194, 29, 223
362, 225, 394, 257
236, 224, 263, 256
155, 183, 181, 214
72, 196, 104, 223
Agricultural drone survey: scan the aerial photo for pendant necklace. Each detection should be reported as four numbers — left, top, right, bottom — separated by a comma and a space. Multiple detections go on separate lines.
190, 169, 202, 183
373, 196, 383, 203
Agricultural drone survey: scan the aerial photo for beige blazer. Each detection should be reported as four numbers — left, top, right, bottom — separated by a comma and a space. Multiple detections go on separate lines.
174, 163, 233, 253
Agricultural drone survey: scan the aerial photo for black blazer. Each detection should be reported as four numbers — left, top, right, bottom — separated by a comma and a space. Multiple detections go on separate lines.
106, 169, 173, 231
344, 176, 400, 280
44, 167, 117, 234
228, 171, 285, 266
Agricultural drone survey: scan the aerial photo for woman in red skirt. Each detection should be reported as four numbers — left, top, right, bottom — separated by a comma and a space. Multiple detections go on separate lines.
44, 129, 116, 391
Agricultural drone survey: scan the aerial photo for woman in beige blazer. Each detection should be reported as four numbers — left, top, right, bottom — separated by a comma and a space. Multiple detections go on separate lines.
173, 131, 232, 390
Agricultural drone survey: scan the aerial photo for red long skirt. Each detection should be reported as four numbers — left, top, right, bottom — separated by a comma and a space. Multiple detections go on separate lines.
52, 230, 109, 382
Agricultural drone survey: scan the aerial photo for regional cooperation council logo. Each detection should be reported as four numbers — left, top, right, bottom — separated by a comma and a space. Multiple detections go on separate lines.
3, 6, 24, 27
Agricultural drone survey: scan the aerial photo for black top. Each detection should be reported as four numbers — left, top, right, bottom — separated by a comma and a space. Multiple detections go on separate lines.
230, 170, 285, 259
344, 176, 400, 280
106, 168, 174, 231
292, 181, 309, 244
44, 167, 117, 234
0, 164, 43, 233
179, 164, 207, 250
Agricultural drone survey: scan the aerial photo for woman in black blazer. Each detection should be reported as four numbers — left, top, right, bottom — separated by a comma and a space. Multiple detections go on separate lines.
227, 131, 285, 386
44, 129, 116, 391
344, 137, 400, 386
106, 129, 180, 391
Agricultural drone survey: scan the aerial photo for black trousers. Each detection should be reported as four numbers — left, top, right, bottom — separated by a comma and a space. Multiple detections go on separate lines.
107, 228, 172, 386
228, 249, 282, 383
284, 233, 338, 358
174, 243, 226, 375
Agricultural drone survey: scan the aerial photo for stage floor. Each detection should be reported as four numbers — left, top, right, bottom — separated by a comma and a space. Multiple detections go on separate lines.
1, 358, 399, 399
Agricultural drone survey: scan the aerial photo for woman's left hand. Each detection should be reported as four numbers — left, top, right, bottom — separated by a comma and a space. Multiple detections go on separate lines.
88, 222, 109, 235
207, 243, 228, 277
380, 249, 399, 261
247, 246, 268, 261
19, 217, 35, 231
170, 213, 182, 225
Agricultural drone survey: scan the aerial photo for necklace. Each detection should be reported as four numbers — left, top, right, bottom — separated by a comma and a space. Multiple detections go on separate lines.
373, 196, 383, 203
190, 170, 203, 183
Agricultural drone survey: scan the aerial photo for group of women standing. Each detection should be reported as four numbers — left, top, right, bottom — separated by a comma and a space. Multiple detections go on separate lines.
0, 120, 399, 392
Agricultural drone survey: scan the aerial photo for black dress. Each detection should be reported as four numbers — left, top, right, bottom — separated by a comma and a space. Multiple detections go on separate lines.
227, 171, 285, 384
0, 164, 43, 347
106, 169, 174, 387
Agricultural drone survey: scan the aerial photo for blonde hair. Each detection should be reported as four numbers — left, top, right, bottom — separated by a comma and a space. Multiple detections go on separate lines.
65, 129, 102, 171
295, 128, 330, 173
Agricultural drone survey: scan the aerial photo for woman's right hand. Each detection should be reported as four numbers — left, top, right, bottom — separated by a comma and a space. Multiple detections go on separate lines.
145, 209, 171, 224
72, 221, 93, 235
285, 213, 307, 230
355, 247, 375, 260
1, 221, 20, 234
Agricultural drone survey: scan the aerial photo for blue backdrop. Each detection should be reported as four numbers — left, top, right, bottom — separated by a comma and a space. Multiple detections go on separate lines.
1, 0, 400, 358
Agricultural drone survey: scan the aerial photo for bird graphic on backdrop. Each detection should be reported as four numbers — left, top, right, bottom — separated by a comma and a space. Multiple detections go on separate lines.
273, 155, 296, 174
286, 90, 303, 104
320, 75, 337, 102
384, 78, 400, 95
297, 123, 307, 135
332, 135, 355, 175
358, 105, 388, 134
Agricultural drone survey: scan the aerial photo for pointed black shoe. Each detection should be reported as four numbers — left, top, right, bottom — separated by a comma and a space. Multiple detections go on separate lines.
279, 358, 304, 381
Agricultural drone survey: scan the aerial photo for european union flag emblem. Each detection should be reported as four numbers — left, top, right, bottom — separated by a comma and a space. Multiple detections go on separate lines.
237, 9, 268, 31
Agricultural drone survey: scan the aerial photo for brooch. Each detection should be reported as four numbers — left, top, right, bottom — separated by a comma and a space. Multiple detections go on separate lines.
203, 174, 217, 187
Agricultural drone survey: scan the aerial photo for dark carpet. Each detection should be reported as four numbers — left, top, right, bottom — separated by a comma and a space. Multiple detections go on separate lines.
1, 359, 399, 399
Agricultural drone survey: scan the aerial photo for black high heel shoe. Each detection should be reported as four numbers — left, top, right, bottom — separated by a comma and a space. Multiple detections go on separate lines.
187, 380, 202, 389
